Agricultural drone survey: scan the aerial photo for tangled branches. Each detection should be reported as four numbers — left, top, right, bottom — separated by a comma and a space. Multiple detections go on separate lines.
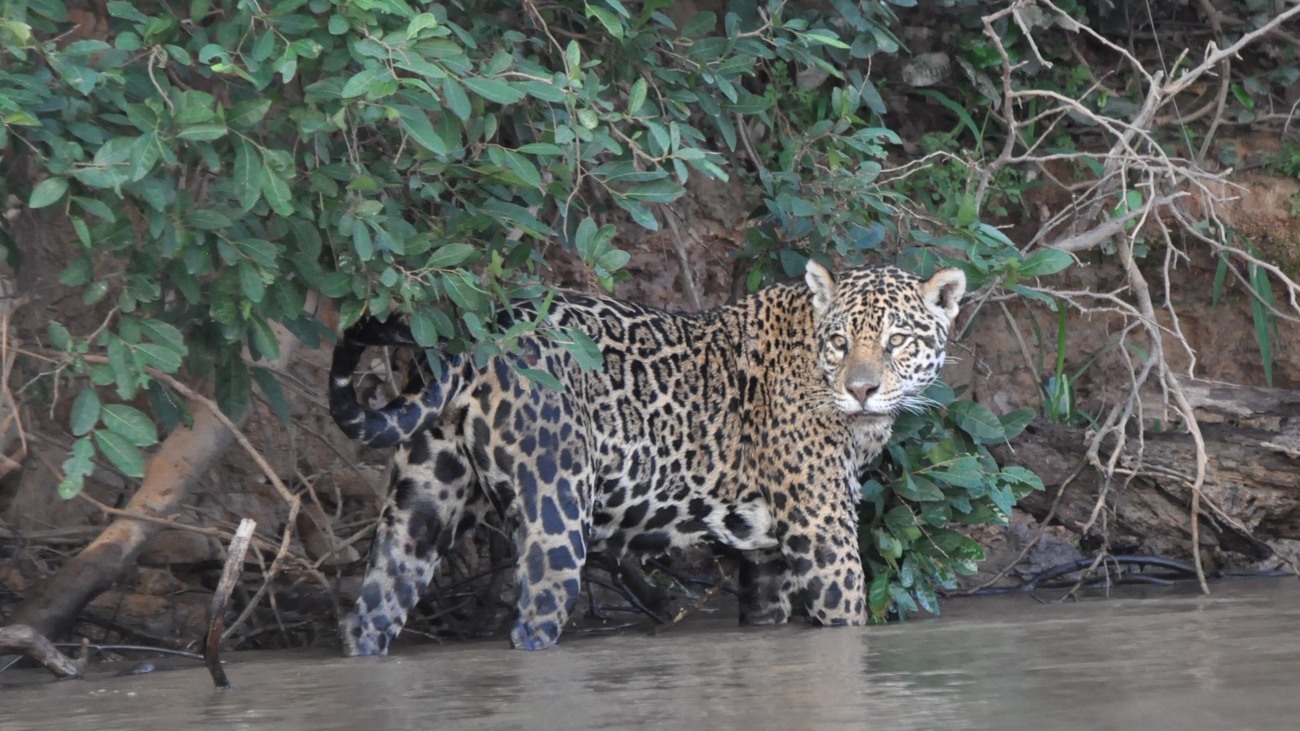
962, 0, 1300, 587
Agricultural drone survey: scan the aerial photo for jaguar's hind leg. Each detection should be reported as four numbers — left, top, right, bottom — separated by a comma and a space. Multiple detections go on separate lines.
342, 427, 475, 656
737, 547, 794, 625
506, 467, 590, 651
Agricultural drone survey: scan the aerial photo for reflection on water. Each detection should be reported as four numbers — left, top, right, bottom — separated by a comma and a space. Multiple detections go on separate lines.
4, 579, 1300, 730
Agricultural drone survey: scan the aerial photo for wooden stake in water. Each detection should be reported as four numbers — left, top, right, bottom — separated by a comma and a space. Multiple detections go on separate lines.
204, 518, 255, 690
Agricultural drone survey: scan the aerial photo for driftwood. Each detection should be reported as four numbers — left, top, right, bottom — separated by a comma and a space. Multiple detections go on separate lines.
0, 624, 80, 679
204, 518, 255, 690
1003, 379, 1300, 569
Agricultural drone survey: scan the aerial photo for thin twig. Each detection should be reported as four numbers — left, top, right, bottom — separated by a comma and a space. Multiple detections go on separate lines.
663, 208, 703, 311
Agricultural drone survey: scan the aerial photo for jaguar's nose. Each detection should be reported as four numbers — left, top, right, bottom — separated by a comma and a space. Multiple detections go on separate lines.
848, 380, 879, 406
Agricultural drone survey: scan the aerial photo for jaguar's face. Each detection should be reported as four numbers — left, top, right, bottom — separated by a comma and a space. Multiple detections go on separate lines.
806, 262, 966, 417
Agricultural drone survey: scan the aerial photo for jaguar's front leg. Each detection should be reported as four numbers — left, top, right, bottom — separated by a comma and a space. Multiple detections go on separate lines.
777, 473, 868, 626
342, 428, 474, 656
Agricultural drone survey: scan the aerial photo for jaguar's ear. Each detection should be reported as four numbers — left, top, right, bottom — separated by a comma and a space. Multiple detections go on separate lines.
805, 260, 837, 315
922, 267, 967, 323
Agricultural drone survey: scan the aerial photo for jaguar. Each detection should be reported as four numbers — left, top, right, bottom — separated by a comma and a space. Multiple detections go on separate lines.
330, 260, 966, 655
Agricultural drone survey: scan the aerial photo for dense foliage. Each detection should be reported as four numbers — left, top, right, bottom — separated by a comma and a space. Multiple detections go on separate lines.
0, 0, 1053, 621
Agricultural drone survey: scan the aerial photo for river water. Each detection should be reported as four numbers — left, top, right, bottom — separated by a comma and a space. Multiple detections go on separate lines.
3, 578, 1300, 730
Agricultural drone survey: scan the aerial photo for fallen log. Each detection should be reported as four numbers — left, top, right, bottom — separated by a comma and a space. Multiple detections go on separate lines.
1002, 381, 1300, 570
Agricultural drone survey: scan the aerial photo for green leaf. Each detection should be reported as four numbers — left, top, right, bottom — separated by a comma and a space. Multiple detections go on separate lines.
426, 243, 477, 268
628, 77, 648, 115
247, 317, 280, 362
107, 2, 149, 22
1000, 465, 1045, 492
947, 400, 1006, 443
1211, 254, 1229, 308
59, 257, 93, 286
59, 437, 97, 499
462, 77, 525, 104
874, 526, 903, 559
498, 147, 541, 188
101, 404, 158, 447
48, 321, 72, 350
574, 217, 599, 261
72, 196, 116, 223
442, 78, 472, 120
565, 40, 581, 72
135, 343, 183, 374
801, 29, 850, 49
517, 367, 565, 392
176, 122, 227, 141
251, 366, 291, 426
70, 389, 102, 437
227, 99, 272, 129
395, 105, 448, 155
999, 408, 1035, 440
1249, 258, 1276, 388
232, 137, 262, 211
615, 198, 659, 230
926, 456, 985, 489
186, 209, 232, 230
146, 382, 187, 433
410, 311, 438, 346
621, 179, 683, 203
894, 474, 945, 502
586, 3, 624, 38
988, 484, 1016, 516
352, 223, 374, 262
94, 429, 147, 477
442, 270, 488, 312
596, 248, 629, 273
867, 573, 891, 617
1020, 249, 1074, 277
29, 177, 68, 208
106, 335, 138, 399
517, 142, 564, 156
955, 193, 978, 228
560, 326, 604, 371
260, 168, 293, 216
341, 66, 388, 98
890, 584, 919, 615
216, 356, 252, 420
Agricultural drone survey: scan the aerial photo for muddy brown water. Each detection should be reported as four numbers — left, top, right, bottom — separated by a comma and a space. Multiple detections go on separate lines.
3, 578, 1300, 730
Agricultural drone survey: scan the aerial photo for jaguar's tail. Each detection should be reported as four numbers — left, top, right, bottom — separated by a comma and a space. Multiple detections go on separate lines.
329, 316, 464, 449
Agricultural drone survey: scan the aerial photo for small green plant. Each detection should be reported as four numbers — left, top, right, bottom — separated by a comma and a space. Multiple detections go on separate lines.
1032, 302, 1103, 427
1272, 141, 1300, 180
861, 382, 1040, 620
1212, 237, 1278, 387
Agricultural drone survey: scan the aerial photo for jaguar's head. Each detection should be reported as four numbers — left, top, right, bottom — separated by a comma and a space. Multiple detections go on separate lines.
805, 261, 966, 418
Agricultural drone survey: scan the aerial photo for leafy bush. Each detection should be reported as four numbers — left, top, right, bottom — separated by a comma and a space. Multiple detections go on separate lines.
863, 384, 1040, 619
1, 0, 1045, 621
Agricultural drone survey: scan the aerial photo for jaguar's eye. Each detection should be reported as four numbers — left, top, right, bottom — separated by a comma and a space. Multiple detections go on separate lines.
828, 334, 849, 351
888, 333, 907, 348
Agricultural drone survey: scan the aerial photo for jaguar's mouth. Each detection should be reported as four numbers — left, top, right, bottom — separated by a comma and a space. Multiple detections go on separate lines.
846, 408, 889, 422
